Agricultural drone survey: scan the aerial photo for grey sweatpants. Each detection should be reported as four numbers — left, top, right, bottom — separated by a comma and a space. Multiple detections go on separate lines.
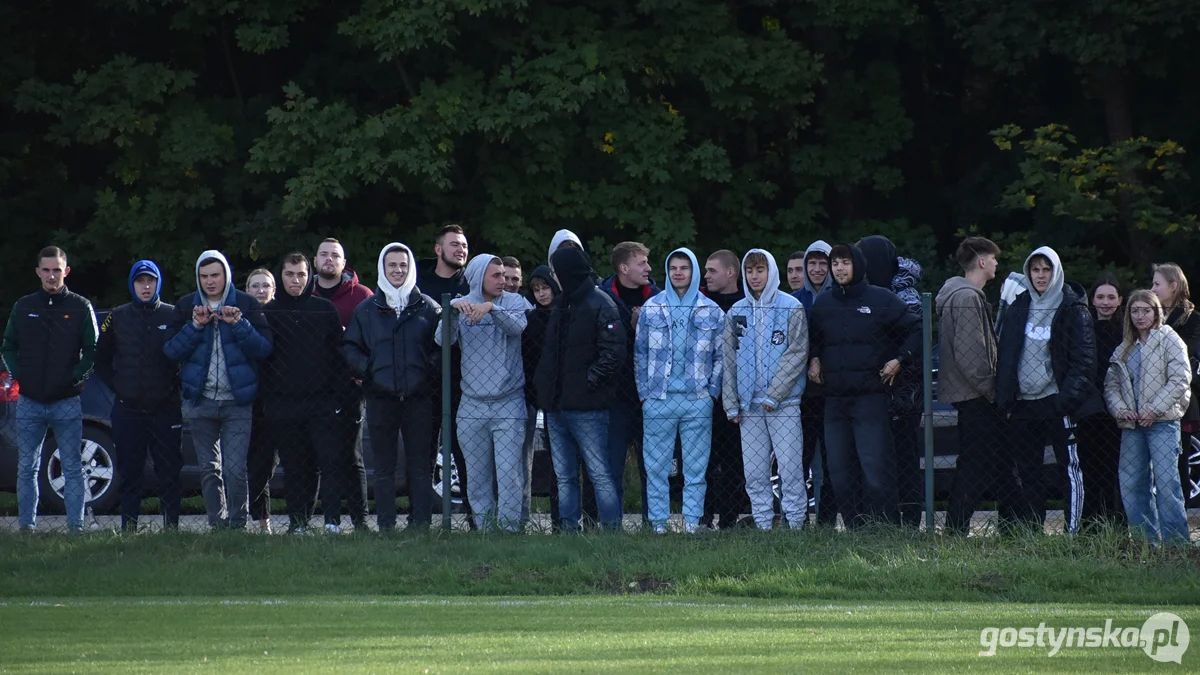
183, 397, 253, 529
457, 394, 527, 531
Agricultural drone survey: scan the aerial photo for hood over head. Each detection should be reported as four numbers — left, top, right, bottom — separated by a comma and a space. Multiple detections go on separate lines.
802, 240, 833, 294
195, 250, 233, 307
858, 235, 899, 289
550, 246, 596, 305
664, 247, 701, 307
128, 259, 162, 306
376, 242, 418, 311
1022, 246, 1065, 311
462, 253, 504, 302
547, 229, 584, 266
525, 264, 562, 306
741, 248, 781, 306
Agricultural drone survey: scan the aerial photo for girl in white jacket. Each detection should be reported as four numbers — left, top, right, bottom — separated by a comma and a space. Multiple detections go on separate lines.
1103, 290, 1192, 545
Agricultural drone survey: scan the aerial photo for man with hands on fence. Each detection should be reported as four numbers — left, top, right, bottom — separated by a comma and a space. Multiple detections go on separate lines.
164, 250, 273, 531
437, 254, 533, 532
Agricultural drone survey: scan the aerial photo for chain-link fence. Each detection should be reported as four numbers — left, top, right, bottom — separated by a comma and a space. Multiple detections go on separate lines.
1, 294, 1198, 539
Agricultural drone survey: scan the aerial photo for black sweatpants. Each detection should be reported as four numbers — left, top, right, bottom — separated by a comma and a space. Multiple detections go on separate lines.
704, 396, 748, 528
945, 397, 1015, 534
1077, 413, 1125, 527
801, 396, 837, 525
1002, 398, 1082, 533
369, 396, 434, 530
334, 391, 369, 527
112, 399, 183, 530
247, 405, 278, 523
268, 413, 343, 530
824, 394, 897, 526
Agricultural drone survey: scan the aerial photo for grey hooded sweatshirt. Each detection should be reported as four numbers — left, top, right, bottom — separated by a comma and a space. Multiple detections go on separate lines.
1016, 246, 1065, 400
436, 253, 533, 401
197, 250, 235, 402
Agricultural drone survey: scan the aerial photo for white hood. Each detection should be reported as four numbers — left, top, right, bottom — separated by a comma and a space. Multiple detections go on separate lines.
376, 242, 418, 310
547, 229, 583, 266
741, 248, 781, 306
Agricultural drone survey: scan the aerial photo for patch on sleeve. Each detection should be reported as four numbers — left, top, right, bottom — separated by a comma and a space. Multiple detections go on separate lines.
770, 330, 786, 345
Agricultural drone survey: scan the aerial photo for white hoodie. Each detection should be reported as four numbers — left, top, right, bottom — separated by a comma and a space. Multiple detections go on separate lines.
547, 229, 584, 266
376, 242, 417, 311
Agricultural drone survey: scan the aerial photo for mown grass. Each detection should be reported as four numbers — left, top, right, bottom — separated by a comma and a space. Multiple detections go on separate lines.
1, 526, 1196, 605
0, 597, 1193, 673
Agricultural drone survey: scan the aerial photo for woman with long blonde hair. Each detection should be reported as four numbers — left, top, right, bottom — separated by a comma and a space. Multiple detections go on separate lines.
1151, 263, 1200, 514
1103, 290, 1192, 544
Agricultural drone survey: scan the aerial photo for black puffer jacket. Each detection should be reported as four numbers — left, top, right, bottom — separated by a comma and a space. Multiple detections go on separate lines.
535, 248, 626, 412
95, 301, 179, 409
522, 265, 560, 406
261, 280, 349, 417
809, 245, 921, 398
996, 281, 1102, 418
343, 289, 440, 399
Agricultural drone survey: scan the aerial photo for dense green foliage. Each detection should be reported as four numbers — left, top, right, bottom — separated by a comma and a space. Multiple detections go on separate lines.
3, 1, 1199, 306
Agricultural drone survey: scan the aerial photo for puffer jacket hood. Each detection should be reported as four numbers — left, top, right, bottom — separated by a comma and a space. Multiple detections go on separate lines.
831, 244, 869, 299
128, 260, 162, 306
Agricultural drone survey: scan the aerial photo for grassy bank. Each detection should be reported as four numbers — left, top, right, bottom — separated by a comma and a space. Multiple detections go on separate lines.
1, 527, 1196, 605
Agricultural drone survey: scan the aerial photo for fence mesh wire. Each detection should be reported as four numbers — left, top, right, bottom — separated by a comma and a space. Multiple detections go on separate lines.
1, 297, 1197, 540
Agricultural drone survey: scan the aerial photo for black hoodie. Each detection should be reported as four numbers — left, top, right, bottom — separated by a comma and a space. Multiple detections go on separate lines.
534, 248, 626, 411
809, 244, 921, 397
261, 277, 349, 416
522, 265, 561, 405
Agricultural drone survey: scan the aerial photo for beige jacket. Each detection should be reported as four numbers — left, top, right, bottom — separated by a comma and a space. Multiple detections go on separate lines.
1103, 326, 1192, 429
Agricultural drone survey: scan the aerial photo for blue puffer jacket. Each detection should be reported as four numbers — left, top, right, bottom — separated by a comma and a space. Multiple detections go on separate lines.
163, 251, 274, 405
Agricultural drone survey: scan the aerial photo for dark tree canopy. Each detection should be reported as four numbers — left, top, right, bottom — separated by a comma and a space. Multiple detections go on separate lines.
3, 0, 1199, 307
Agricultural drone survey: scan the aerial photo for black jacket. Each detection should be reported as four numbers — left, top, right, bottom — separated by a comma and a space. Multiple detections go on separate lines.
522, 265, 560, 406
1, 287, 98, 404
1090, 307, 1124, 389
261, 282, 349, 417
996, 281, 1103, 418
1166, 306, 1200, 422
343, 290, 440, 400
809, 245, 921, 398
599, 274, 660, 408
95, 301, 179, 409
535, 249, 627, 412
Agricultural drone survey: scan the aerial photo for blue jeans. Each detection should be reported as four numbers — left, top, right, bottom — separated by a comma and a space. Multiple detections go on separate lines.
1120, 422, 1189, 544
16, 396, 84, 530
547, 411, 622, 530
642, 396, 713, 527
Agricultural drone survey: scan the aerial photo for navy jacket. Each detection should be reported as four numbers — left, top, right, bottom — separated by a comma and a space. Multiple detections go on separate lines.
995, 281, 1103, 418
599, 274, 660, 407
809, 245, 921, 398
343, 290, 440, 400
163, 289, 273, 405
96, 301, 179, 409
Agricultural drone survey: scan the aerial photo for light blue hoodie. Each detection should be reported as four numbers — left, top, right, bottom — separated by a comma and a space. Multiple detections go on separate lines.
436, 253, 533, 401
721, 249, 809, 415
635, 248, 724, 401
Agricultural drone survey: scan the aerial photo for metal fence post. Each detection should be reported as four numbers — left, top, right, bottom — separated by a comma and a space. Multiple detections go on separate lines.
441, 293, 453, 533
922, 292, 935, 532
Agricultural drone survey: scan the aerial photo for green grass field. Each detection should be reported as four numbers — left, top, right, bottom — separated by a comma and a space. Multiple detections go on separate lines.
1, 529, 1197, 672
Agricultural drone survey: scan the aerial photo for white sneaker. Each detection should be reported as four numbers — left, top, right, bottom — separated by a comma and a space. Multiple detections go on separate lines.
325, 523, 342, 535
684, 523, 704, 534
653, 524, 668, 534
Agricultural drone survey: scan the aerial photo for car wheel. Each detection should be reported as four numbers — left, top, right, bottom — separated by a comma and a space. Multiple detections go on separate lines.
39, 426, 121, 515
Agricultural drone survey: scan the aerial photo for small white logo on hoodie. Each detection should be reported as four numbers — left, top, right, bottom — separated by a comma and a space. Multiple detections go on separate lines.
857, 306, 872, 314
